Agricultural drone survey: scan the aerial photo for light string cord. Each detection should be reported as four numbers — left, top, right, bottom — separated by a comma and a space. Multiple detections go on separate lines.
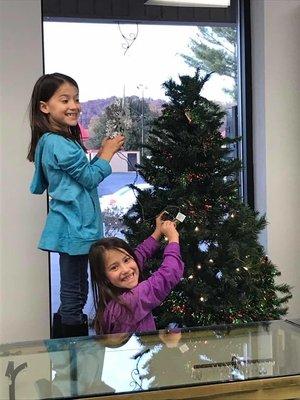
118, 23, 139, 55
115, 151, 146, 222
130, 353, 146, 390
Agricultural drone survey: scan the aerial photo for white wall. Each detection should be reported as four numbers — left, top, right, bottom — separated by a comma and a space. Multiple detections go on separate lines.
0, 1, 49, 343
251, 0, 300, 318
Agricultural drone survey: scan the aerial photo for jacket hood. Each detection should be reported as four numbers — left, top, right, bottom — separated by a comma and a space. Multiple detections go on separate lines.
30, 133, 50, 194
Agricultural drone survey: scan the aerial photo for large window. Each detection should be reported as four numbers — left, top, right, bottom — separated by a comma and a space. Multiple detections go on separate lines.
42, 0, 250, 334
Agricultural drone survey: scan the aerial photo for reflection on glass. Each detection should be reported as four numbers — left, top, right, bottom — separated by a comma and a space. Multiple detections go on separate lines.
1, 320, 300, 399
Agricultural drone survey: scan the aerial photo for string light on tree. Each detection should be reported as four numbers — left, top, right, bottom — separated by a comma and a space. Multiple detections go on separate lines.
216, 271, 223, 279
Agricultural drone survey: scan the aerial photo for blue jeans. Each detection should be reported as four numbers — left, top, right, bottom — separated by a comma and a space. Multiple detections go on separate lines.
59, 253, 89, 325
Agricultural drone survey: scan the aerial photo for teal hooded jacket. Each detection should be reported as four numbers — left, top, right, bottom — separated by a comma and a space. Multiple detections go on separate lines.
30, 133, 112, 255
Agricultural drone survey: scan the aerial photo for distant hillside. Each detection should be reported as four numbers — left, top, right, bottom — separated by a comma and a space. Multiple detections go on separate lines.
79, 97, 117, 128
79, 97, 165, 129
148, 98, 166, 115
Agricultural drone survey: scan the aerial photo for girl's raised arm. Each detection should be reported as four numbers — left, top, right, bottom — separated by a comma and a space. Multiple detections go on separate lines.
47, 135, 113, 190
134, 212, 165, 268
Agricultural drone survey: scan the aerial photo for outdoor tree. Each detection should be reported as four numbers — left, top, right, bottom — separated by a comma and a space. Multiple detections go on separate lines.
123, 71, 292, 329
181, 27, 237, 101
88, 96, 159, 152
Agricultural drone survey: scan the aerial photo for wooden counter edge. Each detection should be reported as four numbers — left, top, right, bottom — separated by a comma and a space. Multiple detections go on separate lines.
83, 374, 300, 400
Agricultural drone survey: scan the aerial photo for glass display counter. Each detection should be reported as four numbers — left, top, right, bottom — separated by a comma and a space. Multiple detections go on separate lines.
1, 319, 300, 400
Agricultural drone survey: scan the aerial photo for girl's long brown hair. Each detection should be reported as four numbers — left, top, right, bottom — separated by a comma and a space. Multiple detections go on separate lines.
27, 72, 86, 162
89, 237, 142, 335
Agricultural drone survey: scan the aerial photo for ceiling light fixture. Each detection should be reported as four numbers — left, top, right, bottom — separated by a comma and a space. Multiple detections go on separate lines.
145, 0, 230, 7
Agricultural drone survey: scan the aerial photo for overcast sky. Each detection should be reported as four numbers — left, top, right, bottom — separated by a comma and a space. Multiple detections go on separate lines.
43, 22, 233, 103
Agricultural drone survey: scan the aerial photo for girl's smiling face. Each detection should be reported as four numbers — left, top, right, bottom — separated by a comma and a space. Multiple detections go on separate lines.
104, 248, 140, 290
39, 82, 81, 132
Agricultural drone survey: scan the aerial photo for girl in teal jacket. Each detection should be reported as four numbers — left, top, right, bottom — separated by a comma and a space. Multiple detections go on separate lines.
28, 73, 124, 338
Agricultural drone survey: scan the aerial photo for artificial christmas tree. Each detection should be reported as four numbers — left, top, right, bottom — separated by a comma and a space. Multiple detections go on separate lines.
123, 70, 292, 329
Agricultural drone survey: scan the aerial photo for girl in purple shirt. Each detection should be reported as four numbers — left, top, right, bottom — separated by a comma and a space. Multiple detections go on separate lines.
89, 214, 184, 334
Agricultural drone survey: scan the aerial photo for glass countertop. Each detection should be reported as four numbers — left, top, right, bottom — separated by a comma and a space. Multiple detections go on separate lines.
1, 319, 300, 399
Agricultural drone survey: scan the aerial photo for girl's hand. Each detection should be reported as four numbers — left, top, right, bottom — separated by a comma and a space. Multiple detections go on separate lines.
151, 211, 166, 240
161, 220, 179, 243
98, 134, 125, 161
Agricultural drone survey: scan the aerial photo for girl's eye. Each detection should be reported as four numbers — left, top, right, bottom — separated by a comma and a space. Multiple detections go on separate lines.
110, 265, 118, 271
124, 257, 130, 263
61, 99, 68, 104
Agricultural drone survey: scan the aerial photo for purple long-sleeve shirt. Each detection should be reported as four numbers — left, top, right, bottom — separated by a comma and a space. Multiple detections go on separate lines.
102, 236, 184, 334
